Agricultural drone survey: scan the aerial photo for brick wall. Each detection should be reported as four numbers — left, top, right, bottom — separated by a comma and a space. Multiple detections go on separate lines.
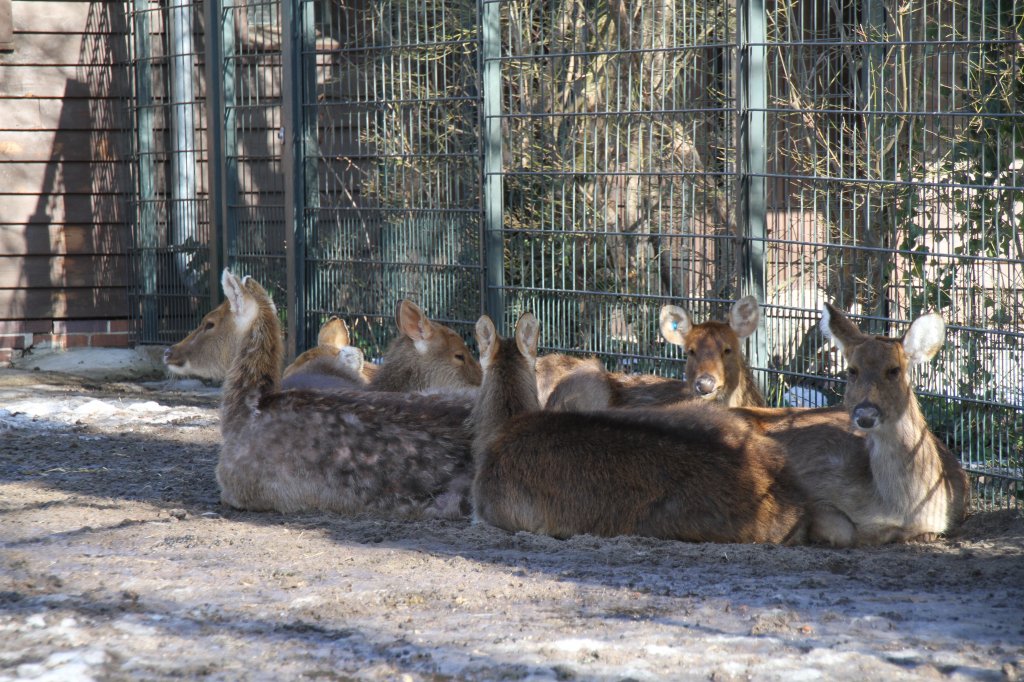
0, 319, 135, 364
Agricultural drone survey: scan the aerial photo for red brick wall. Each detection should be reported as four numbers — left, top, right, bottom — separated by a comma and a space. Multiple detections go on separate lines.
0, 319, 135, 364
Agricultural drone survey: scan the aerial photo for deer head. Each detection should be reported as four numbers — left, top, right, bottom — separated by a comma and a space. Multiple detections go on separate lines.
660, 296, 761, 403
821, 303, 945, 432
373, 299, 483, 390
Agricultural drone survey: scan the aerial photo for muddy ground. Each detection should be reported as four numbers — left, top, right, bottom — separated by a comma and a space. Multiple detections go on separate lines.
1, 369, 1022, 681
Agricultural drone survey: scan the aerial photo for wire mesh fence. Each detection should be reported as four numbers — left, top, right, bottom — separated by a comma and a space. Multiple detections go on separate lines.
127, 0, 213, 344
129, 0, 1023, 509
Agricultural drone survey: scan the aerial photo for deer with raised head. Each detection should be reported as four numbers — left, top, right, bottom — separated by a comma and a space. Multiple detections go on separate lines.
368, 299, 482, 392
469, 312, 809, 544
658, 295, 766, 408
215, 270, 475, 518
733, 304, 969, 546
280, 317, 376, 392
537, 296, 764, 412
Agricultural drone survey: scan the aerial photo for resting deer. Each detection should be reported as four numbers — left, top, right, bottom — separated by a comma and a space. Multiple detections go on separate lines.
368, 299, 482, 392
280, 317, 375, 391
469, 312, 809, 544
215, 270, 476, 518
538, 296, 765, 411
733, 304, 969, 546
658, 295, 766, 407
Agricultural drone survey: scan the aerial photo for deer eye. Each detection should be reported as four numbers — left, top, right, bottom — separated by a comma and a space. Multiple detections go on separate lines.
723, 347, 732, 355
887, 367, 901, 379
687, 349, 695, 356
847, 367, 859, 379
203, 322, 215, 331
454, 352, 465, 362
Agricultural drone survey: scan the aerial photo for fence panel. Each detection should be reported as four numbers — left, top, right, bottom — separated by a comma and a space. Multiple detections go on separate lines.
128, 0, 213, 343
297, 0, 484, 355
761, 0, 1024, 508
486, 0, 740, 374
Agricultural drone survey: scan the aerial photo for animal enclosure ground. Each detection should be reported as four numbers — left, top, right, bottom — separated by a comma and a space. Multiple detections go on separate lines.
1, 369, 1022, 681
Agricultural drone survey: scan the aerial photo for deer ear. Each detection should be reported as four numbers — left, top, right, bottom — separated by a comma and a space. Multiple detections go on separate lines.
729, 296, 761, 339
820, 303, 863, 354
659, 305, 694, 346
338, 346, 365, 373
515, 312, 540, 363
903, 312, 945, 365
318, 317, 350, 348
221, 269, 246, 315
396, 300, 435, 351
475, 315, 498, 370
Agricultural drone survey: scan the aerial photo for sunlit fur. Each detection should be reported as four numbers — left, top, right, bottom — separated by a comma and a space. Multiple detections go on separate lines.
469, 313, 809, 544
215, 271, 475, 519
368, 300, 483, 392
733, 304, 969, 546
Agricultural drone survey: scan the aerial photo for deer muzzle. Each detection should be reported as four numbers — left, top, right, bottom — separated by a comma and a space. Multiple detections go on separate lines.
693, 374, 718, 398
852, 402, 881, 430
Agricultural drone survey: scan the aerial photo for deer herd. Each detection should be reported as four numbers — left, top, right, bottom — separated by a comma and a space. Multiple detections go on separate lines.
164, 269, 969, 547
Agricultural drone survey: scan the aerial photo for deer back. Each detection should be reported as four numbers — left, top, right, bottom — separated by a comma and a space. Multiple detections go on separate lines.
539, 354, 689, 411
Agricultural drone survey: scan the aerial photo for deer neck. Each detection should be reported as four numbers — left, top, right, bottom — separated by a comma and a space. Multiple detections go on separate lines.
470, 345, 540, 458
862, 398, 945, 517
221, 304, 283, 435
725, 364, 766, 408
369, 339, 424, 392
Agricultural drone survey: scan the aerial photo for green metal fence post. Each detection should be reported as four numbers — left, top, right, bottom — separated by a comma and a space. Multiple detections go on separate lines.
131, 0, 157, 339
738, 0, 768, 392
203, 0, 226, 305
282, 0, 317, 359
481, 0, 505, 329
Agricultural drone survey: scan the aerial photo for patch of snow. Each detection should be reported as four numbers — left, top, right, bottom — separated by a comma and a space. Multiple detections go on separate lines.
0, 396, 217, 433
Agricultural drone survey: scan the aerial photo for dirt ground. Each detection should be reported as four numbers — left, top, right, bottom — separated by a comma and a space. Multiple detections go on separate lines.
1, 369, 1023, 681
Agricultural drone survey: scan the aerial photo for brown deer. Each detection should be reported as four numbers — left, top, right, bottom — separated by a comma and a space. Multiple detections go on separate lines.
733, 304, 969, 546
215, 270, 476, 518
659, 295, 766, 407
469, 312, 809, 544
368, 299, 482, 392
280, 317, 376, 392
536, 296, 764, 411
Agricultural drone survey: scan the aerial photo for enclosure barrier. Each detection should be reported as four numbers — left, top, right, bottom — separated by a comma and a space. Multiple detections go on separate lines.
129, 0, 1023, 509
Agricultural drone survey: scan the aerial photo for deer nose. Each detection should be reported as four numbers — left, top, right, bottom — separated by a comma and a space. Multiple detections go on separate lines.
694, 374, 718, 397
852, 403, 881, 430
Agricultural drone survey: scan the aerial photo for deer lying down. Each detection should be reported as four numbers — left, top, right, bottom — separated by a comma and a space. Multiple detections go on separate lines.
539, 296, 766, 411
215, 270, 475, 518
280, 317, 374, 392
734, 304, 969, 546
470, 313, 809, 544
368, 300, 482, 392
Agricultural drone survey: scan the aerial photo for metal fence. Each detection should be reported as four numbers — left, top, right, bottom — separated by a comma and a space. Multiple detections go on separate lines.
130, 0, 1023, 508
